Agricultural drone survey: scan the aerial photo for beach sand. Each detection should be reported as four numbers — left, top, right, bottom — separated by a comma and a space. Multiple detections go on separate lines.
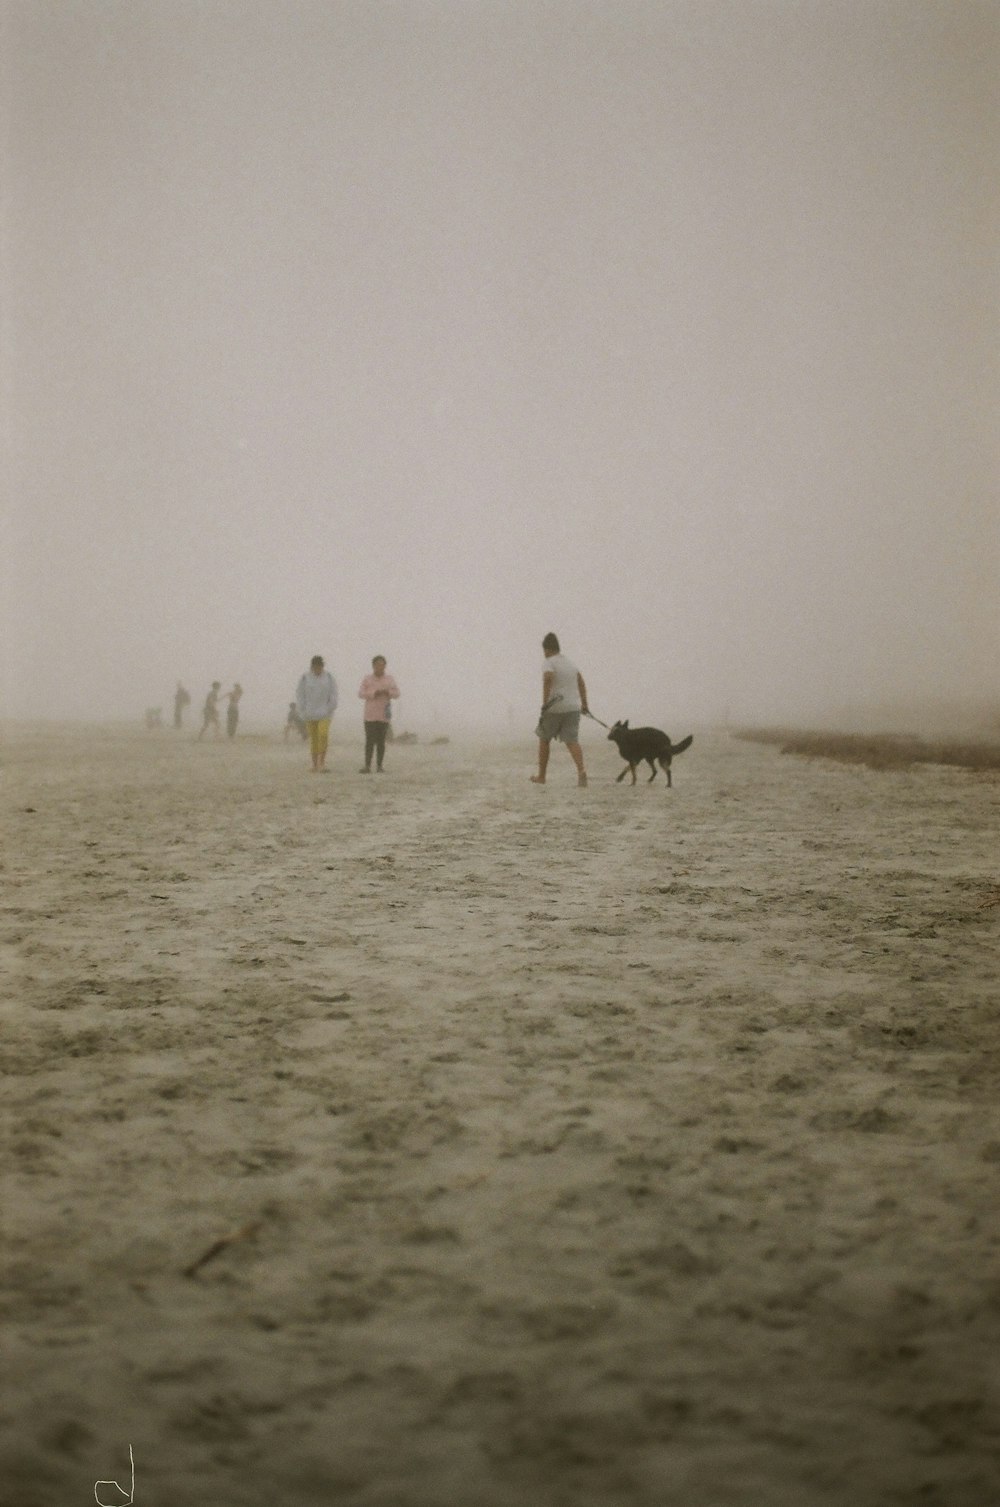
3, 723, 999, 1506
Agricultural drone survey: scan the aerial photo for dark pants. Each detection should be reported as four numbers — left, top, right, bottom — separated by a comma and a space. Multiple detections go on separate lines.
364, 720, 388, 769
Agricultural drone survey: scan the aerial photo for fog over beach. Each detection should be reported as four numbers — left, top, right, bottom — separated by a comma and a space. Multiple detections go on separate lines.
4, 0, 998, 732
4, 4, 1000, 1507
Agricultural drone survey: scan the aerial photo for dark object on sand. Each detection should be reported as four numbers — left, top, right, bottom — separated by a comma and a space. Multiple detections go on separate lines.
396, 731, 418, 745
607, 721, 693, 786
183, 1219, 262, 1278
430, 736, 450, 746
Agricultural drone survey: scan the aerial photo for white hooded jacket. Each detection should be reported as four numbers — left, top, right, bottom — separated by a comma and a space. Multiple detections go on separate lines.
296, 669, 338, 722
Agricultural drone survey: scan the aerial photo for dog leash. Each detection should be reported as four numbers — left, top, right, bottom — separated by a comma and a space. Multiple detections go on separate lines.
541, 694, 610, 730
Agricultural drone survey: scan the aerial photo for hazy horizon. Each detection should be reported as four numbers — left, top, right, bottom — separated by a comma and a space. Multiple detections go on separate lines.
4, 1, 998, 736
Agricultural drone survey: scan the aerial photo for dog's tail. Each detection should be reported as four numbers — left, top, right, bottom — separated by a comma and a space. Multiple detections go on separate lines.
670, 735, 693, 756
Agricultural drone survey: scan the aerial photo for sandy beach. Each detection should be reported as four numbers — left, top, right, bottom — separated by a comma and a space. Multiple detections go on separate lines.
3, 722, 999, 1506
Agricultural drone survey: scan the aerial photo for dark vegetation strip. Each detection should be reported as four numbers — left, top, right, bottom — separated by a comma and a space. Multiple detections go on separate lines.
732, 728, 1000, 771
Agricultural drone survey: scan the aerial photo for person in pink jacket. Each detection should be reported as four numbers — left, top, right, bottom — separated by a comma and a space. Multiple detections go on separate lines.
358, 655, 400, 773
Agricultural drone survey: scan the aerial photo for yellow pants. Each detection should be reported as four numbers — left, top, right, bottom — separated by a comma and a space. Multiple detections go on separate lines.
307, 718, 330, 760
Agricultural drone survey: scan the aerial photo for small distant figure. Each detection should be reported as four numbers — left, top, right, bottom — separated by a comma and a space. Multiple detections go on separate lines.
285, 701, 307, 741
173, 682, 191, 730
198, 682, 222, 740
532, 632, 589, 787
296, 655, 339, 772
358, 655, 400, 773
144, 707, 163, 729
222, 683, 243, 739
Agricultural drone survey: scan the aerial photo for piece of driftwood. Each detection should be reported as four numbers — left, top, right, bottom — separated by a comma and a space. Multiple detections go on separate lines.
182, 1220, 261, 1278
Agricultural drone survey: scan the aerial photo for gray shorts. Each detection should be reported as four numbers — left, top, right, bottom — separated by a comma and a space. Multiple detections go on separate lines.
536, 710, 581, 743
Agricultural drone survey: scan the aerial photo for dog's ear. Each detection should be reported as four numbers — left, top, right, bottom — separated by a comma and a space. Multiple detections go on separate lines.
623, 719, 629, 729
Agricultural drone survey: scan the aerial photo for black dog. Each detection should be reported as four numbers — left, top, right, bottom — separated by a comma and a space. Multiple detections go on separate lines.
607, 721, 693, 786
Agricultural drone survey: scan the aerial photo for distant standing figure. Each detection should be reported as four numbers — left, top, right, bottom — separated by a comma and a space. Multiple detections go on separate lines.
198, 682, 222, 740
357, 655, 400, 773
285, 702, 307, 741
173, 682, 191, 729
532, 632, 589, 787
296, 655, 338, 773
223, 683, 243, 739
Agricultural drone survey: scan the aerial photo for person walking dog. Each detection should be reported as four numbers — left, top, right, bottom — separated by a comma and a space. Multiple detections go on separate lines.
531, 633, 589, 787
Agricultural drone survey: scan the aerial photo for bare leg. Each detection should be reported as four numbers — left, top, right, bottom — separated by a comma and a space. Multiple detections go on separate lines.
566, 741, 587, 787
531, 739, 551, 783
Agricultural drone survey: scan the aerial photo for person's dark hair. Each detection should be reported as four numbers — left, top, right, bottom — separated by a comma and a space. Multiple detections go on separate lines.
542, 633, 560, 654
372, 655, 386, 667
311, 655, 324, 667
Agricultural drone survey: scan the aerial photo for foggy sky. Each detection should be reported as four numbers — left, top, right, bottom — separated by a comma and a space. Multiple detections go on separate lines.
4, 0, 998, 734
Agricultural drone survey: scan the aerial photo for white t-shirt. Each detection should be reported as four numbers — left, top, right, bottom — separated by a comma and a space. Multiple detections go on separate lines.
543, 653, 581, 712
